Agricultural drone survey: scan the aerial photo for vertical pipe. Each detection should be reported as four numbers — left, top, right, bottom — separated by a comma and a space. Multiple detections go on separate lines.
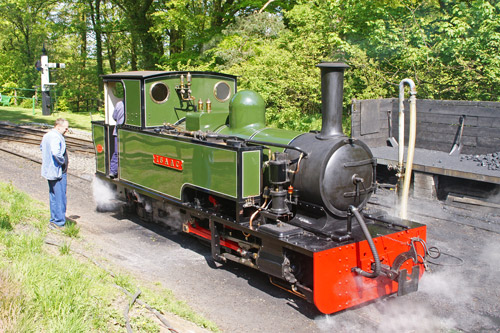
398, 79, 417, 219
316, 62, 349, 139
349, 205, 381, 278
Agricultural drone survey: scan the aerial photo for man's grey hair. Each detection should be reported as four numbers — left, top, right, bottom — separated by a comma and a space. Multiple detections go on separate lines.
55, 118, 67, 127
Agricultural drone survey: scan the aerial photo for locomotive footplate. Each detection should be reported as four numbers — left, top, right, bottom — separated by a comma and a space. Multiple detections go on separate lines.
286, 213, 354, 242
258, 223, 303, 238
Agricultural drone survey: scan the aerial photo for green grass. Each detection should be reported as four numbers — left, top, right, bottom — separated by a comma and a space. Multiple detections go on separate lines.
62, 220, 80, 238
0, 181, 219, 332
59, 242, 71, 255
0, 105, 104, 132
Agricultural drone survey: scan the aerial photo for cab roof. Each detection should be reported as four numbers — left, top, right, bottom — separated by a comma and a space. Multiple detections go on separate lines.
101, 71, 237, 81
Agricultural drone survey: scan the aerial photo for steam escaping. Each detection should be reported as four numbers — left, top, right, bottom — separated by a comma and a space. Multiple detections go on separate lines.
91, 177, 185, 231
419, 267, 472, 304
134, 191, 152, 213
163, 204, 183, 230
92, 176, 119, 212
153, 201, 184, 232
480, 241, 500, 274
315, 241, 500, 332
315, 295, 456, 333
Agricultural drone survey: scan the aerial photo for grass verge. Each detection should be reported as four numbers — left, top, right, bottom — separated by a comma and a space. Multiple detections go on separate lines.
0, 181, 218, 332
0, 105, 103, 132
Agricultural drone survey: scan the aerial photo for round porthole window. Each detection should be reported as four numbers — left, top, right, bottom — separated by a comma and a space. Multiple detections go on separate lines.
150, 82, 169, 104
214, 81, 231, 102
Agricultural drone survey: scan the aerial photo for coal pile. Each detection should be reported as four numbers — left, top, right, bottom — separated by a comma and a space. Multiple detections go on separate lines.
461, 152, 500, 170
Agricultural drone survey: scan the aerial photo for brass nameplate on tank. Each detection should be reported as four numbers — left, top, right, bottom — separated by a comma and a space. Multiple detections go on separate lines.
152, 154, 183, 171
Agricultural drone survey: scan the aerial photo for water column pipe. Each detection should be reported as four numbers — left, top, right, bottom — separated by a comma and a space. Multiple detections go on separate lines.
397, 79, 417, 220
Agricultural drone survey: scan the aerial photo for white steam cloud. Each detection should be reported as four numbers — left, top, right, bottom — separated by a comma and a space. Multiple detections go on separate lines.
315, 294, 457, 333
92, 176, 119, 211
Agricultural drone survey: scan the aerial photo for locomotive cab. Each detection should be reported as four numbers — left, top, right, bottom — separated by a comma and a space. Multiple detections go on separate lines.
107, 81, 124, 175
93, 71, 238, 180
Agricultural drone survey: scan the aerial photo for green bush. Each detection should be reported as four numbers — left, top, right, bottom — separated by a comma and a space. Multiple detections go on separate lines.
20, 98, 35, 109
55, 97, 71, 113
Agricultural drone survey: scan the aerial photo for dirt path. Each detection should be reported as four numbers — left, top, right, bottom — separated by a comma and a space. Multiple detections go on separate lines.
1, 150, 499, 332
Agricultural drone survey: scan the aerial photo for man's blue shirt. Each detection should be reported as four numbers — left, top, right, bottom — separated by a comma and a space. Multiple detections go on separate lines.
40, 129, 66, 180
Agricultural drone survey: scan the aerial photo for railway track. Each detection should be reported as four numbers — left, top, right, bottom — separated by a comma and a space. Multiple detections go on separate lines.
0, 123, 95, 154
0, 146, 93, 183
0, 123, 95, 182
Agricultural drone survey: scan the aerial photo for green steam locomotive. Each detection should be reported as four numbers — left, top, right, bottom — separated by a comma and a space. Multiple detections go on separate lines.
92, 64, 427, 314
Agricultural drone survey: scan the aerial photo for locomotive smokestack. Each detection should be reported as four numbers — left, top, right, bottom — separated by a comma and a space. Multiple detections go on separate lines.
316, 62, 349, 139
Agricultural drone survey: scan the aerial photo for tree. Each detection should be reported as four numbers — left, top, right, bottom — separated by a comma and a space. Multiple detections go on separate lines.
152, 0, 296, 68
0, 0, 58, 91
89, 0, 104, 90
1, 0, 498, 117
110, 0, 164, 70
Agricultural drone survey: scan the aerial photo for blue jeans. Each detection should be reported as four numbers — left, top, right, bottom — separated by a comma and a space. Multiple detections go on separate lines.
110, 135, 118, 175
48, 173, 67, 226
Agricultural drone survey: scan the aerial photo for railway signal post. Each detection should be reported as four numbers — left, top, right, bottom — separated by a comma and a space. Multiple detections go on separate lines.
36, 45, 65, 115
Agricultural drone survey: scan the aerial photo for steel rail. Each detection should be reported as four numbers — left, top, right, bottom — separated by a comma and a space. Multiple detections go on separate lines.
0, 147, 92, 183
0, 123, 93, 143
0, 125, 94, 154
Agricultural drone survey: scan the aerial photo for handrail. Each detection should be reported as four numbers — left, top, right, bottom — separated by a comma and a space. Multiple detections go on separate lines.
0, 87, 39, 92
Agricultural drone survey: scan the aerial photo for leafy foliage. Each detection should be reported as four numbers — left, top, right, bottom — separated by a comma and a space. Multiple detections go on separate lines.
0, 0, 57, 91
0, 0, 499, 133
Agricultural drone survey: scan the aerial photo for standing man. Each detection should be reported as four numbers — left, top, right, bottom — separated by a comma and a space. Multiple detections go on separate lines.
110, 100, 124, 178
40, 118, 69, 228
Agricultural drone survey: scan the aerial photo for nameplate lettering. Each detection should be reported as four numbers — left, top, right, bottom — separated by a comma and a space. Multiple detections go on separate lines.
153, 154, 183, 171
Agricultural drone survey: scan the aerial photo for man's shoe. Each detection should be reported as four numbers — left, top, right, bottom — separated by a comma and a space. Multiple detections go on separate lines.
66, 216, 78, 224
110, 173, 117, 179
49, 222, 64, 230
